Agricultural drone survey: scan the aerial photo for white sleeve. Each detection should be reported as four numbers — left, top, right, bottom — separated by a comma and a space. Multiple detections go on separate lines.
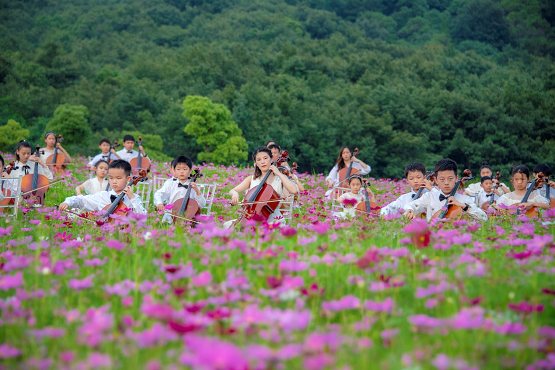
403, 193, 428, 216
194, 191, 207, 208
130, 196, 147, 214
63, 195, 87, 209
40, 165, 53, 181
326, 165, 339, 184
87, 154, 99, 167
465, 203, 488, 222
356, 162, 371, 176
530, 192, 549, 205
153, 181, 171, 207
380, 194, 407, 216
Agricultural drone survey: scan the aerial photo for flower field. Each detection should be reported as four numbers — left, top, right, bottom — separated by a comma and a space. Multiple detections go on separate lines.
1, 157, 554, 370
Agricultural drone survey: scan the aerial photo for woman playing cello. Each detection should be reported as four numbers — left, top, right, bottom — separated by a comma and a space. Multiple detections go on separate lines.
325, 146, 370, 199
226, 147, 297, 227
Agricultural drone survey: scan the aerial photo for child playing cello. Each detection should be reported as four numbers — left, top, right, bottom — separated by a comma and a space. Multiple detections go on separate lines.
380, 162, 436, 216
325, 146, 370, 199
87, 139, 121, 170
464, 161, 509, 197
40, 132, 73, 165
475, 176, 500, 209
333, 175, 376, 219
497, 165, 549, 212
154, 156, 207, 224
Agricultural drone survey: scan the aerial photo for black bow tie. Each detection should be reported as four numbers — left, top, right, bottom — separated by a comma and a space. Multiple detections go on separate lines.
486, 193, 495, 197
22, 165, 30, 175
439, 194, 450, 202
110, 194, 118, 203
127, 150, 133, 154
178, 183, 188, 189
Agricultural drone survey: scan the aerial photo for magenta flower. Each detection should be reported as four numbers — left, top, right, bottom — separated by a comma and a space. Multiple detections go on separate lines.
191, 270, 212, 287
310, 222, 330, 235
303, 353, 336, 370
0, 272, 23, 291
408, 314, 444, 328
68, 275, 94, 291
322, 295, 360, 311
0, 343, 21, 358
508, 301, 544, 314
87, 352, 112, 368
404, 219, 431, 248
180, 335, 248, 370
494, 322, 527, 335
363, 297, 394, 314
105, 240, 125, 251
280, 226, 298, 237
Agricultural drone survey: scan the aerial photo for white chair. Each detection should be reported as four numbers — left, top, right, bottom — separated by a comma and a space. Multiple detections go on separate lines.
133, 179, 153, 208
151, 176, 216, 215
279, 190, 296, 223
0, 177, 22, 216
330, 186, 351, 212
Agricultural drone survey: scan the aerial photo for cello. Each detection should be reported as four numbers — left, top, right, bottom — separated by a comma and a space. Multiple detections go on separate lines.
20, 145, 51, 206
542, 175, 555, 210
279, 162, 299, 209
517, 173, 545, 218
433, 169, 474, 221
233, 151, 290, 227
481, 171, 502, 211
356, 178, 380, 216
45, 134, 67, 175
0, 162, 15, 213
412, 172, 435, 200
101, 169, 148, 223
171, 168, 203, 224
129, 136, 151, 173
109, 140, 120, 163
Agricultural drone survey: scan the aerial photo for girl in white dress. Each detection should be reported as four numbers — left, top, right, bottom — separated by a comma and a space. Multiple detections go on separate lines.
325, 147, 371, 199
333, 175, 375, 219
227, 147, 298, 227
497, 165, 549, 211
39, 132, 73, 165
464, 161, 509, 197
75, 159, 110, 195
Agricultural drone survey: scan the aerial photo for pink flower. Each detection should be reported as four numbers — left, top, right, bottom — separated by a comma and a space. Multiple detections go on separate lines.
0, 272, 23, 291
432, 353, 450, 370
363, 297, 394, 314
191, 271, 212, 287
0, 343, 21, 358
281, 226, 298, 237
493, 322, 527, 335
355, 248, 382, 269
68, 275, 94, 291
180, 335, 248, 370
404, 219, 431, 248
322, 295, 360, 311
106, 240, 125, 251
310, 222, 330, 235
508, 301, 544, 314
87, 352, 112, 368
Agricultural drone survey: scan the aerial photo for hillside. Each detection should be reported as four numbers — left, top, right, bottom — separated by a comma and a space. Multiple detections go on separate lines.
1, 0, 554, 176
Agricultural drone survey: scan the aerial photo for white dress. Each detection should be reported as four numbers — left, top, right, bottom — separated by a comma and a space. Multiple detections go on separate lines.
497, 191, 548, 207
81, 177, 110, 195
325, 162, 371, 198
333, 192, 365, 219
224, 175, 285, 228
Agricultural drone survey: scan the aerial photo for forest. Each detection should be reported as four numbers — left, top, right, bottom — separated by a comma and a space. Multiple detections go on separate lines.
0, 0, 554, 177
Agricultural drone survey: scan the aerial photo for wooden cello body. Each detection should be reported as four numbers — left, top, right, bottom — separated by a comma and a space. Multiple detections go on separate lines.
234, 151, 289, 227
0, 162, 15, 213
101, 170, 147, 223
171, 169, 203, 224
45, 134, 67, 175
518, 173, 545, 218
129, 136, 151, 173
356, 178, 380, 216
432, 169, 474, 221
21, 145, 50, 206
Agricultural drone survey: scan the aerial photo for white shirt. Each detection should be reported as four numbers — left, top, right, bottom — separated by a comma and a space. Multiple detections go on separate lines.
63, 190, 147, 214
39, 148, 54, 163
497, 191, 548, 207
537, 184, 555, 200
87, 153, 119, 167
153, 179, 207, 208
380, 189, 437, 216
476, 191, 499, 208
116, 149, 148, 162
465, 182, 507, 197
404, 190, 488, 222
9, 161, 53, 181
81, 177, 110, 195
326, 162, 371, 186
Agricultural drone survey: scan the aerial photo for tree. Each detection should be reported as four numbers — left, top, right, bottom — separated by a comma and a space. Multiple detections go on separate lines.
182, 96, 247, 165
0, 119, 29, 152
45, 104, 92, 149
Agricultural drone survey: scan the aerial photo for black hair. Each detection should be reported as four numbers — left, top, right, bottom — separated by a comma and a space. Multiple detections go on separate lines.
99, 138, 111, 146
252, 147, 273, 179
335, 146, 350, 171
404, 162, 426, 177
480, 176, 492, 184
94, 159, 109, 168
123, 135, 135, 143
108, 159, 132, 177
434, 158, 458, 176
0, 153, 4, 168
511, 165, 530, 179
268, 144, 281, 152
533, 163, 552, 177
348, 175, 363, 185
171, 155, 193, 169
15, 140, 32, 162
479, 161, 492, 174
44, 132, 56, 140
266, 140, 278, 147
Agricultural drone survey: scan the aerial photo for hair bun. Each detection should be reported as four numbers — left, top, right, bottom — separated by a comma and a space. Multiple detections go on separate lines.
481, 161, 489, 166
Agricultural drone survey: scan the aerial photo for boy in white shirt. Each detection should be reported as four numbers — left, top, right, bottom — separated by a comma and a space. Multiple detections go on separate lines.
475, 176, 500, 209
380, 162, 436, 216
404, 158, 488, 222
154, 156, 206, 223
116, 135, 148, 162
87, 138, 121, 170
59, 160, 146, 215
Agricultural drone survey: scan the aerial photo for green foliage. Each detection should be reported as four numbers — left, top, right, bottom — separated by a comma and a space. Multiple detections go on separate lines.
0, 0, 554, 177
183, 96, 248, 165
45, 104, 92, 150
0, 119, 29, 152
